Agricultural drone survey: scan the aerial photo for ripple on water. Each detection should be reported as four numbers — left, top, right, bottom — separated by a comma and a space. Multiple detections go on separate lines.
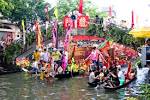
0, 82, 12, 86
85, 92, 93, 96
78, 89, 86, 92
0, 90, 7, 96
48, 92, 56, 96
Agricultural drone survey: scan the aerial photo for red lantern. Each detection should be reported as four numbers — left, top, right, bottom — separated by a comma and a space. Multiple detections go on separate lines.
77, 16, 89, 28
63, 16, 74, 29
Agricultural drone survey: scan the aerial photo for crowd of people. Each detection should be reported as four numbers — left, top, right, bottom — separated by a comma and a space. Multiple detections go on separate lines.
20, 42, 136, 86
87, 45, 136, 87
28, 47, 69, 79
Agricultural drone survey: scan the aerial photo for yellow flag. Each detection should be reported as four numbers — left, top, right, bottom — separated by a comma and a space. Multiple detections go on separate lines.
21, 20, 25, 32
54, 7, 58, 19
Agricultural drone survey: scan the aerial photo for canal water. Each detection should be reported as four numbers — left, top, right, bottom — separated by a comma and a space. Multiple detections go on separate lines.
0, 67, 149, 100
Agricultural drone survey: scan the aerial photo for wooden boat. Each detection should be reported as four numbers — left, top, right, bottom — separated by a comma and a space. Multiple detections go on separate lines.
55, 71, 79, 79
103, 76, 136, 90
88, 82, 98, 87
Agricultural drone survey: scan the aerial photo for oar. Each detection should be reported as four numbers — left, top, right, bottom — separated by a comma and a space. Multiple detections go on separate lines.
22, 68, 29, 72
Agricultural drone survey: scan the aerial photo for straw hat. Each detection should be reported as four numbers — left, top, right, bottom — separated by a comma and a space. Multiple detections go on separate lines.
93, 44, 98, 48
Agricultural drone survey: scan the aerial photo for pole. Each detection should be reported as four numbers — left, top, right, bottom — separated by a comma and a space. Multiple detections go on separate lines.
23, 31, 26, 46
56, 22, 58, 49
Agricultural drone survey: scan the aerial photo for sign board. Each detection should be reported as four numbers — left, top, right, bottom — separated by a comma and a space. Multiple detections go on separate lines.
63, 16, 74, 29
77, 16, 89, 28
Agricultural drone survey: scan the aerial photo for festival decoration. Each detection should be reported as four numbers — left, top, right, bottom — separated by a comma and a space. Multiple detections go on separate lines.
63, 16, 74, 29
52, 20, 58, 48
64, 26, 72, 51
78, 0, 83, 14
35, 21, 43, 49
77, 16, 89, 28
131, 10, 134, 29
16, 58, 30, 67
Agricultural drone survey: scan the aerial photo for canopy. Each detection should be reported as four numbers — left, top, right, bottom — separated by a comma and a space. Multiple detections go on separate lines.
129, 27, 150, 38
72, 35, 105, 41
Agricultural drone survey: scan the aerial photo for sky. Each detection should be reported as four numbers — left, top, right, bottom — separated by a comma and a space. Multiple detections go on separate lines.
45, 0, 150, 27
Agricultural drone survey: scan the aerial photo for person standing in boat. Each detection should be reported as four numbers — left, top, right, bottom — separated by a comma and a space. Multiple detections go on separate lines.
61, 50, 68, 73
52, 48, 62, 73
33, 49, 40, 62
41, 48, 50, 63
30, 59, 39, 75
85, 45, 102, 70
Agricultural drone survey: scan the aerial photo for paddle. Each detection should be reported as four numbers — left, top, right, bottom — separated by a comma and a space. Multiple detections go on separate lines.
22, 68, 29, 72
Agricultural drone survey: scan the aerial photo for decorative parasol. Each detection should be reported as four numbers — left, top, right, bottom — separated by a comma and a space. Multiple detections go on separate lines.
129, 27, 150, 38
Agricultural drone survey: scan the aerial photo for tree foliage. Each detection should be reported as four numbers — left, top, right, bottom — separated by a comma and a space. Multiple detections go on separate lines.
106, 24, 145, 49
0, 0, 50, 23
3, 43, 22, 64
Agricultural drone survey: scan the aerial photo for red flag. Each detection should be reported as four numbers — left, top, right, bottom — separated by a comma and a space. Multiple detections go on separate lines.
109, 6, 112, 17
131, 10, 134, 29
79, 0, 83, 14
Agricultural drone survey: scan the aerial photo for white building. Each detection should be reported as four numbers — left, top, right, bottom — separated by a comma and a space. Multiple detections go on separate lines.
0, 19, 22, 46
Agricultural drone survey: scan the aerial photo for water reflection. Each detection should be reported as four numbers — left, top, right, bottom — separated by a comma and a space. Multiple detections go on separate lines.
0, 67, 149, 100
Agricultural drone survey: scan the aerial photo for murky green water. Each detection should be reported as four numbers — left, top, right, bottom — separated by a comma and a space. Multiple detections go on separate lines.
0, 68, 149, 100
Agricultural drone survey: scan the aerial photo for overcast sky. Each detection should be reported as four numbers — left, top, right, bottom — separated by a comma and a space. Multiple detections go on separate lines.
45, 0, 150, 27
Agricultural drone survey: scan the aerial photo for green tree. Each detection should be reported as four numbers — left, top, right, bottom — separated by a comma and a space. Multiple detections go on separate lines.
0, 0, 14, 17
3, 43, 22, 64
1, 0, 50, 23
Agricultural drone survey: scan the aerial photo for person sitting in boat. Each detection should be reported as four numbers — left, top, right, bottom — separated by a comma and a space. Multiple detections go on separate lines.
88, 69, 99, 84
106, 65, 120, 87
117, 67, 125, 86
125, 60, 135, 81
98, 69, 104, 83
126, 69, 135, 82
119, 57, 127, 68
103, 66, 109, 78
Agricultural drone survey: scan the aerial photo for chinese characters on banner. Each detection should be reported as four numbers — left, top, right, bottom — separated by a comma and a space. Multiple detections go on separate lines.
63, 15, 89, 29
77, 16, 89, 28
63, 16, 74, 29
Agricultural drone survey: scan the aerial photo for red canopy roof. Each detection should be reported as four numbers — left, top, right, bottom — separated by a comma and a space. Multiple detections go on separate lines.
72, 35, 105, 41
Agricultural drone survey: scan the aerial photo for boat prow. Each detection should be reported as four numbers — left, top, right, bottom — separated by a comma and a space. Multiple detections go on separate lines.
103, 77, 137, 90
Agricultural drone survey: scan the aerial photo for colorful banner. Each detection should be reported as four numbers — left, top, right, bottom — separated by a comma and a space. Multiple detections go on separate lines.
52, 21, 58, 48
35, 21, 43, 49
131, 10, 134, 29
54, 6, 58, 19
64, 27, 72, 51
63, 16, 74, 29
77, 16, 89, 28
21, 20, 26, 32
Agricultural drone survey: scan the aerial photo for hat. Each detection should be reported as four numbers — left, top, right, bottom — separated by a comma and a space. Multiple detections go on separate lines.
93, 44, 98, 48
103, 66, 106, 69
39, 48, 42, 51
53, 48, 57, 51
